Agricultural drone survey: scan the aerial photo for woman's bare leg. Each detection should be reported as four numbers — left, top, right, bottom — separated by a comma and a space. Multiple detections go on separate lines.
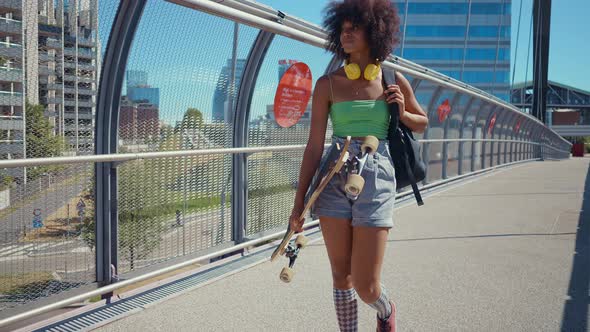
351, 226, 394, 322
320, 216, 357, 331
320, 216, 354, 288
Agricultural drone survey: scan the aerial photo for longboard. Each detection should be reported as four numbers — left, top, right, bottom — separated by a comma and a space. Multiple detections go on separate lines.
270, 136, 352, 282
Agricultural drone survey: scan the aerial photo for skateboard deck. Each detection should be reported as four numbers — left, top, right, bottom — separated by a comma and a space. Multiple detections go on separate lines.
270, 136, 352, 265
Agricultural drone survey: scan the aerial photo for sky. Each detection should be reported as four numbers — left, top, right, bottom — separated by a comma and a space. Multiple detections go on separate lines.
97, 0, 590, 124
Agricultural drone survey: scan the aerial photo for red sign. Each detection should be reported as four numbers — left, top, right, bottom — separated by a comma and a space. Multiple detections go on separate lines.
488, 113, 497, 136
273, 62, 312, 128
514, 117, 522, 133
437, 99, 452, 123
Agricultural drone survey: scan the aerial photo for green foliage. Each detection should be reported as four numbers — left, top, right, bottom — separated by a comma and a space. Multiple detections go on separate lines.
25, 103, 64, 157
25, 103, 67, 180
176, 108, 204, 132
0, 172, 13, 191
118, 212, 163, 270
77, 217, 95, 251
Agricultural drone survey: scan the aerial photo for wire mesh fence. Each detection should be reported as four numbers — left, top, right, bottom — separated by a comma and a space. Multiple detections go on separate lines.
0, 162, 94, 313
0, 0, 117, 315
117, 153, 232, 274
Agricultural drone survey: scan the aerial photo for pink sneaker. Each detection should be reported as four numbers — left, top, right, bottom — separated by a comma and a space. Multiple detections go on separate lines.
376, 301, 396, 332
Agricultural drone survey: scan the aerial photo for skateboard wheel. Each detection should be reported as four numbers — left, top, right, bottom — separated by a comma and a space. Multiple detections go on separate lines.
295, 235, 308, 248
345, 174, 365, 196
280, 267, 294, 283
361, 136, 379, 155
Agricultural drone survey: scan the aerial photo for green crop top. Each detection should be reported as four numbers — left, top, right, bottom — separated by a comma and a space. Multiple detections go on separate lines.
327, 75, 390, 139
330, 100, 389, 139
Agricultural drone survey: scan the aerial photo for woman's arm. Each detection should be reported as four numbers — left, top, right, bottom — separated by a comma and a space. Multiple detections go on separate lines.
384, 72, 429, 133
292, 75, 331, 210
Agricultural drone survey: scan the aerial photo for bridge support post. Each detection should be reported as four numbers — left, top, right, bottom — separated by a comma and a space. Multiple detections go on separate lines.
95, 0, 147, 287
532, 0, 551, 124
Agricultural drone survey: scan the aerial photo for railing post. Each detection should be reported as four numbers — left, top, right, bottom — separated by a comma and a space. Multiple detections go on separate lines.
503, 113, 519, 164
94, 0, 146, 287
421, 87, 443, 184
489, 110, 507, 167
522, 120, 534, 160
481, 107, 500, 169
232, 31, 274, 244
442, 92, 461, 179
457, 98, 477, 175
493, 111, 509, 166
471, 103, 491, 172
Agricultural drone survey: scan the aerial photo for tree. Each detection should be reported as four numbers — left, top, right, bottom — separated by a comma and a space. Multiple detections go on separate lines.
0, 56, 6, 66
176, 108, 204, 132
77, 217, 95, 251
26, 103, 64, 158
117, 161, 165, 269
25, 103, 66, 179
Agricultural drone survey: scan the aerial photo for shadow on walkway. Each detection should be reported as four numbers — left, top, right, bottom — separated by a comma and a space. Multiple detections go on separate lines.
561, 162, 590, 331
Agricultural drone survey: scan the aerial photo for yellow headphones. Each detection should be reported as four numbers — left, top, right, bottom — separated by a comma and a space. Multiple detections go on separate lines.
344, 59, 381, 81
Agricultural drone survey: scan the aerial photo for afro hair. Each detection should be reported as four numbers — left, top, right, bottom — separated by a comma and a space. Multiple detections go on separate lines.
323, 0, 401, 61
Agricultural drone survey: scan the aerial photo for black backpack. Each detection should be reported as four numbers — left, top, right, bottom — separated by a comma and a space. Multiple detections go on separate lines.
382, 69, 425, 206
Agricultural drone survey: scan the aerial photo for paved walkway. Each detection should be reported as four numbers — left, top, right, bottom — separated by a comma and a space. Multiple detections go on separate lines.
95, 158, 589, 331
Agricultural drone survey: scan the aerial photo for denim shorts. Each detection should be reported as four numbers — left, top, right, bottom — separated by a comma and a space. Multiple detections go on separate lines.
305, 136, 397, 228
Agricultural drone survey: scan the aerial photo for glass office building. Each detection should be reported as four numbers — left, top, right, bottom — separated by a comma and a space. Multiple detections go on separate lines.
394, 1, 511, 101
127, 86, 160, 107
212, 58, 246, 122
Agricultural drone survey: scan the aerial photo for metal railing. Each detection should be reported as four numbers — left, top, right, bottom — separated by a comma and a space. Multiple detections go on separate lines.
0, 138, 565, 328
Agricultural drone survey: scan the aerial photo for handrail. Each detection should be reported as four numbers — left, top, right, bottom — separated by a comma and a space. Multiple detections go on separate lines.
0, 139, 546, 169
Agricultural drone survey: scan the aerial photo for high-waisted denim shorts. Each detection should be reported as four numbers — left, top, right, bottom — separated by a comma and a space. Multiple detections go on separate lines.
304, 136, 397, 228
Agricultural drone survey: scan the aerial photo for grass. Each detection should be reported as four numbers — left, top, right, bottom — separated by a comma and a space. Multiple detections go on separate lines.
118, 183, 294, 224
21, 194, 94, 242
0, 170, 91, 220
0, 272, 55, 295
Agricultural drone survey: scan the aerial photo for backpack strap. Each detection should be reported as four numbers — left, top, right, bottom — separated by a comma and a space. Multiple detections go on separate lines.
383, 69, 424, 206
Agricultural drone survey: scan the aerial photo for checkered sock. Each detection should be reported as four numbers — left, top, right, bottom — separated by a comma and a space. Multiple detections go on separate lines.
368, 284, 392, 320
333, 288, 358, 331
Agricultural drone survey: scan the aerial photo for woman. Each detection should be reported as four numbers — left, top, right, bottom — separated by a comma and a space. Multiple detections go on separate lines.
289, 1, 428, 331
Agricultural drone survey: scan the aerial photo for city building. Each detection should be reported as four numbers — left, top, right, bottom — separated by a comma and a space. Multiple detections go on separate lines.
126, 70, 160, 107
121, 71, 161, 146
394, 1, 511, 101
127, 86, 160, 107
0, 0, 100, 163
512, 81, 590, 137
212, 58, 246, 123
119, 96, 160, 144
126, 69, 148, 88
